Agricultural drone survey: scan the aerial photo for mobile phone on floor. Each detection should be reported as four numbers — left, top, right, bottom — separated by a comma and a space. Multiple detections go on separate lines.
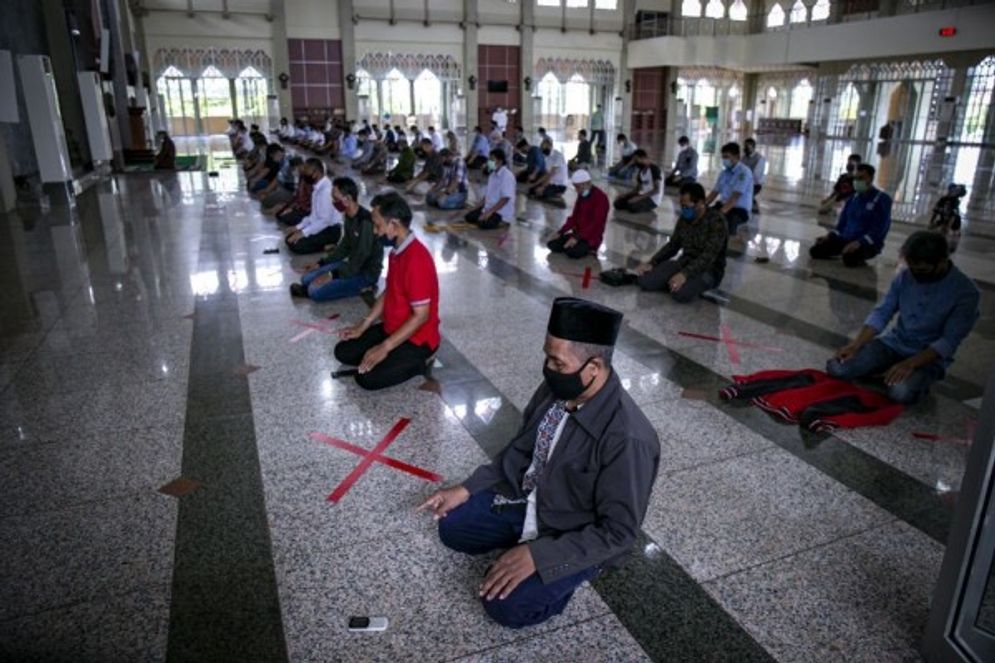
348, 616, 388, 632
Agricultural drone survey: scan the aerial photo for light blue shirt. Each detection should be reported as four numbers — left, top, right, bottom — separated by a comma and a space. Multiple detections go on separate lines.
471, 133, 490, 157
865, 264, 980, 367
712, 161, 753, 216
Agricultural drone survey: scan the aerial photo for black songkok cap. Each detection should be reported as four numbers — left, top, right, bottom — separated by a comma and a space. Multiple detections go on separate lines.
547, 297, 623, 346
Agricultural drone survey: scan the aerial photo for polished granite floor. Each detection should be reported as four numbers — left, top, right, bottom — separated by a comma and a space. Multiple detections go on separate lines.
0, 138, 992, 662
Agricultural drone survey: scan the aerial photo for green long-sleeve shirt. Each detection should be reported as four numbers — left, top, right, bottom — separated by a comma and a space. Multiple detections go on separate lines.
651, 208, 728, 281
389, 147, 416, 181
318, 206, 384, 282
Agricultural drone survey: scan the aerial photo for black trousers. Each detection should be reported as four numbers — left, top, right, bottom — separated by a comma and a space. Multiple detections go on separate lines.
614, 193, 657, 214
277, 207, 307, 226
466, 208, 505, 230
720, 206, 749, 234
287, 225, 342, 255
466, 155, 488, 169
333, 324, 434, 391
547, 235, 592, 259
809, 234, 879, 267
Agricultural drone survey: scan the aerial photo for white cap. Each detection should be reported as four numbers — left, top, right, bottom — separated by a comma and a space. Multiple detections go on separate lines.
570, 169, 592, 185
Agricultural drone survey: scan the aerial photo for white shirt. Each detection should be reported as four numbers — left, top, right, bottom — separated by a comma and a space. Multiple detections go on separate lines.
520, 413, 569, 542
745, 152, 767, 185
492, 109, 508, 132
546, 150, 568, 187
621, 140, 637, 157
430, 131, 444, 151
485, 165, 517, 220
296, 176, 342, 237
638, 164, 663, 205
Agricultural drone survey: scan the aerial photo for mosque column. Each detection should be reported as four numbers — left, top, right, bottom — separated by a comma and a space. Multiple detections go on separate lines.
464, 0, 479, 131
619, 0, 636, 137
270, 0, 292, 120
106, 0, 136, 150
741, 73, 758, 137
969, 79, 995, 203
40, 1, 92, 167
338, 0, 359, 120
518, 0, 534, 130
855, 81, 877, 154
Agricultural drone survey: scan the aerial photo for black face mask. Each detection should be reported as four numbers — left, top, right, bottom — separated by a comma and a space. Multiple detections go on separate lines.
542, 358, 594, 402
542, 148, 551, 156
379, 235, 397, 248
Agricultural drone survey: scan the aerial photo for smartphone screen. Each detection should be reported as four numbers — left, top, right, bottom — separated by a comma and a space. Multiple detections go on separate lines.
348, 617, 370, 629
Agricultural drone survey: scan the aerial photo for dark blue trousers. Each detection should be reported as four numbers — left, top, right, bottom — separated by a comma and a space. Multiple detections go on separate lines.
438, 489, 600, 629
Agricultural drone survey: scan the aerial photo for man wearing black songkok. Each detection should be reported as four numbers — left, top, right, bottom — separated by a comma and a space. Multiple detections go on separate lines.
418, 297, 660, 629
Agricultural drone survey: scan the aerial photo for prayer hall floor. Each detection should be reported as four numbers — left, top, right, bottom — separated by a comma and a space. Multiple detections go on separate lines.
0, 141, 992, 662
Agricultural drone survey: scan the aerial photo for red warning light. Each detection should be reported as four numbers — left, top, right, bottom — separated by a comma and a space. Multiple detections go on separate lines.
939, 26, 957, 37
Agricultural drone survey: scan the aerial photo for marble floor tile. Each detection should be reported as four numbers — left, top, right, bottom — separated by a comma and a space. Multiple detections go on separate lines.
641, 447, 894, 582
0, 493, 177, 621
704, 521, 943, 663
0, 583, 171, 663
0, 425, 182, 517
274, 528, 612, 663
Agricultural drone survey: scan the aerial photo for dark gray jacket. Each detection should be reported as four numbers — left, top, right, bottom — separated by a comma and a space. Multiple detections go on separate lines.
462, 372, 660, 583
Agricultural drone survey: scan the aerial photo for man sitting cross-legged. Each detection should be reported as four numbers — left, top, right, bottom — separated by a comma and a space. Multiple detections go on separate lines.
546, 170, 609, 259
290, 177, 384, 302
334, 192, 440, 391
283, 158, 343, 255
527, 139, 569, 209
465, 148, 516, 230
827, 231, 979, 404
418, 297, 660, 629
635, 182, 728, 303
426, 149, 469, 210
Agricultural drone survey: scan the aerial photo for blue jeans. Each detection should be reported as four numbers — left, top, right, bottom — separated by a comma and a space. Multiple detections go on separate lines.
300, 261, 374, 302
826, 339, 945, 404
427, 189, 468, 210
438, 489, 600, 629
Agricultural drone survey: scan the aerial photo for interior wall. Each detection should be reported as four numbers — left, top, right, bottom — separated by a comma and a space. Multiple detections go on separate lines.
285, 0, 341, 40
478, 45, 521, 131
142, 11, 276, 70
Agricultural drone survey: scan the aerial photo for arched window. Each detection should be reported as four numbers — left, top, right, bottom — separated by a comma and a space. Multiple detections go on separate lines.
705, 0, 725, 18
695, 79, 717, 108
235, 66, 268, 128
767, 3, 786, 27
839, 82, 860, 121
729, 0, 749, 20
413, 69, 442, 129
682, 0, 703, 17
565, 73, 590, 116
380, 68, 411, 118
811, 0, 830, 20
196, 65, 233, 133
789, 79, 813, 118
538, 72, 563, 131
789, 0, 808, 22
356, 69, 380, 123
156, 65, 196, 136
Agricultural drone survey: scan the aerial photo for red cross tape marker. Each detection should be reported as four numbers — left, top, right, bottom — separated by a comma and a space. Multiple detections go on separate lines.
309, 418, 442, 503
678, 328, 784, 365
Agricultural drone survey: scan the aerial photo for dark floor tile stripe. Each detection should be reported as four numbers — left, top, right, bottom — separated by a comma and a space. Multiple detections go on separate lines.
167, 204, 288, 661
429, 341, 775, 662
441, 230, 954, 545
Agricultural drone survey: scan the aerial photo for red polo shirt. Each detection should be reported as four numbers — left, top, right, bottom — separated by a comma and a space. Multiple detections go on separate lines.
558, 185, 609, 250
383, 234, 440, 350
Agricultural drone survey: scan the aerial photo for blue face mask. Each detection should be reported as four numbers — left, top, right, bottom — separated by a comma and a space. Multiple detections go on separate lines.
680, 206, 696, 220
722, 158, 733, 170
580, 188, 591, 198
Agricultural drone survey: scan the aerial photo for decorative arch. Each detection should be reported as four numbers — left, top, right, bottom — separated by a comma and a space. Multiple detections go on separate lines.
153, 48, 272, 80
355, 53, 461, 81
534, 58, 616, 85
